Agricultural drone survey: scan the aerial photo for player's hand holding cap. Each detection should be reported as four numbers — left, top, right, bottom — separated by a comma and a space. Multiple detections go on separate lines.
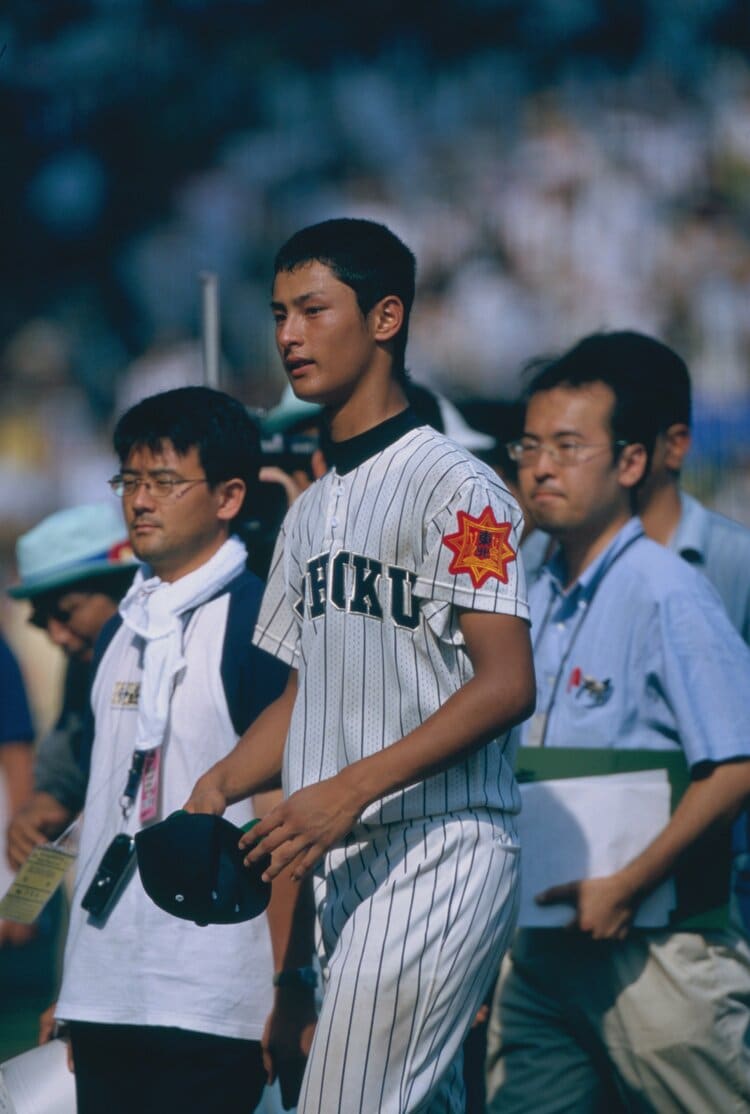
135, 811, 271, 926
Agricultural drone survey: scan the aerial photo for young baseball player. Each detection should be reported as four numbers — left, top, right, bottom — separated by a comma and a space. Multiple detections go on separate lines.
186, 218, 535, 1113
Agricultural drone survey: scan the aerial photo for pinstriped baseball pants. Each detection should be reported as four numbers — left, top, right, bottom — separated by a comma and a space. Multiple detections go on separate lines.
297, 809, 520, 1114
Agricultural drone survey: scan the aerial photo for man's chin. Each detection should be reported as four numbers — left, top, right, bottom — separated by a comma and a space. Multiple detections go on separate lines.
130, 537, 156, 561
528, 510, 563, 533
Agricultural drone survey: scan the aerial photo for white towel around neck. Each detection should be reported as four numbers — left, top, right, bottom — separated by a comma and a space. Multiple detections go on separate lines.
118, 535, 247, 752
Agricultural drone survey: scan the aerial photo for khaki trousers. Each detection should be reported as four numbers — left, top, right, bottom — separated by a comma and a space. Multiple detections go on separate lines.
486, 927, 750, 1114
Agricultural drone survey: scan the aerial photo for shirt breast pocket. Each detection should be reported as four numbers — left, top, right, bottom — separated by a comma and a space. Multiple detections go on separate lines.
556, 667, 625, 747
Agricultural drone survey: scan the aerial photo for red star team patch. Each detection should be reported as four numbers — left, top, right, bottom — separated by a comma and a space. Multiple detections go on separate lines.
442, 506, 517, 587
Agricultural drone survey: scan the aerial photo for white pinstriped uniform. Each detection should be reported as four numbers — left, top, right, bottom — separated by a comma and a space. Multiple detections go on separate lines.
254, 413, 529, 1113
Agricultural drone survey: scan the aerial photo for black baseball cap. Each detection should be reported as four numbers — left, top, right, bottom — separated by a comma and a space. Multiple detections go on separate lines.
135, 811, 271, 926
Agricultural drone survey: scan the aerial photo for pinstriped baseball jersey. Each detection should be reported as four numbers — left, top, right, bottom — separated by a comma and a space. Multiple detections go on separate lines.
253, 408, 530, 827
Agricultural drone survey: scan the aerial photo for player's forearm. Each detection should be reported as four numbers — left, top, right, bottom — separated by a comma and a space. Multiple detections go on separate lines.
188, 672, 297, 809
265, 871, 316, 973
617, 759, 750, 902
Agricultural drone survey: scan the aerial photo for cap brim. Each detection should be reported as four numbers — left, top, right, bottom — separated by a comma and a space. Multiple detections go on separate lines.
7, 557, 139, 599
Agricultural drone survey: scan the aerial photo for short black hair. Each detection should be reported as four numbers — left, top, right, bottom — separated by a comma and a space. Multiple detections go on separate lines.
605, 331, 691, 430
274, 218, 416, 381
113, 387, 261, 529
524, 331, 690, 468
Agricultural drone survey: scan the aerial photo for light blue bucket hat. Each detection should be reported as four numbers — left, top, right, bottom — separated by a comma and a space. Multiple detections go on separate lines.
261, 385, 323, 436
8, 502, 138, 600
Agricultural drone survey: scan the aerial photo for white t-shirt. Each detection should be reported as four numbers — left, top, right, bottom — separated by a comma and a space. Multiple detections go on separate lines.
57, 573, 286, 1040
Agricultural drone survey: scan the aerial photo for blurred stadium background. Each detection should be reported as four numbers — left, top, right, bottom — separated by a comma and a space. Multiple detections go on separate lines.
2, 0, 750, 1065
2, 0, 750, 719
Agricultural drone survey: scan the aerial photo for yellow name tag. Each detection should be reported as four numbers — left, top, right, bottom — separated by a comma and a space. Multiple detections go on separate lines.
112, 681, 140, 708
0, 845, 76, 925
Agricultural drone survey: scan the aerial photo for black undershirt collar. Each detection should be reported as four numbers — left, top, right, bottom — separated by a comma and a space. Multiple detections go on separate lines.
322, 407, 422, 475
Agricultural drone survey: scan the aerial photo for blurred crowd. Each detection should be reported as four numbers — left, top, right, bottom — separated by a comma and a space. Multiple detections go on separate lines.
2, 1, 750, 728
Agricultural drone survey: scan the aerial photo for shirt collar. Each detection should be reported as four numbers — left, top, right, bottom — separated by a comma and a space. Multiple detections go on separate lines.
323, 407, 421, 475
668, 491, 709, 565
544, 516, 645, 603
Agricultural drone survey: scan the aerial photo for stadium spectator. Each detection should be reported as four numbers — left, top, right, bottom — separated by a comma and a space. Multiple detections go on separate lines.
6, 503, 138, 868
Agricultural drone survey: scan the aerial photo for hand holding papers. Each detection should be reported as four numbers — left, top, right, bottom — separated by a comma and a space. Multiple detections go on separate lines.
514, 747, 730, 932
517, 770, 676, 930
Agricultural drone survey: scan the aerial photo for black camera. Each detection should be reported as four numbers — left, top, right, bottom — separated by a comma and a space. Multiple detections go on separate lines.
259, 430, 319, 476
81, 833, 136, 922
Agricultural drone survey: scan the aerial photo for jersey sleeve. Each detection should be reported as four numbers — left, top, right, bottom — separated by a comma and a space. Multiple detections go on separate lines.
413, 477, 529, 632
0, 636, 34, 745
252, 515, 304, 668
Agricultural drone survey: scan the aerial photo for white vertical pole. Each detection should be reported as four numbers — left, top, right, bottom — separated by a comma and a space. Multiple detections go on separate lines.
200, 271, 220, 389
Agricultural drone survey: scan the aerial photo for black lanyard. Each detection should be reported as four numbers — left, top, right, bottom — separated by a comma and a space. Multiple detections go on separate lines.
120, 750, 148, 819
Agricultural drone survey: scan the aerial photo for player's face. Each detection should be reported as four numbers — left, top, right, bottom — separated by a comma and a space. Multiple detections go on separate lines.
518, 383, 643, 539
34, 591, 118, 662
271, 262, 382, 408
121, 441, 238, 582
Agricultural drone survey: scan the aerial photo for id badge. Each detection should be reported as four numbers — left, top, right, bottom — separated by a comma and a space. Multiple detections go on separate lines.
526, 712, 547, 748
0, 844, 76, 925
139, 748, 162, 824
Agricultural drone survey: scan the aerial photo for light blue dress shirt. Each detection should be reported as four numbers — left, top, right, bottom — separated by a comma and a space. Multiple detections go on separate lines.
668, 493, 750, 897
669, 491, 750, 644
521, 517, 750, 769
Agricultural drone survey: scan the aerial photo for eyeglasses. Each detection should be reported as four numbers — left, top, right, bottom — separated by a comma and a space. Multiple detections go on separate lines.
505, 438, 627, 467
108, 474, 210, 499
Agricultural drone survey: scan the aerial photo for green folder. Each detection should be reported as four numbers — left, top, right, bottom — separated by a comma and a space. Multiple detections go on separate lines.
515, 747, 729, 932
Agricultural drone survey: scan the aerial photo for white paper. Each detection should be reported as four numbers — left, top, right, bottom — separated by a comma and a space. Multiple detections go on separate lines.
0, 1041, 76, 1114
517, 770, 676, 928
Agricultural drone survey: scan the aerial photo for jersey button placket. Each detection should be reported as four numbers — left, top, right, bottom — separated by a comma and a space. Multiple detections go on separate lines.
328, 473, 346, 544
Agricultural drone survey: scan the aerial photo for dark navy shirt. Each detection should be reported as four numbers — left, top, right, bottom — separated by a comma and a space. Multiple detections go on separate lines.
0, 635, 34, 745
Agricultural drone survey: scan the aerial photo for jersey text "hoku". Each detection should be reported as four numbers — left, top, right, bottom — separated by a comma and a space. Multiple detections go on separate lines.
294, 550, 420, 629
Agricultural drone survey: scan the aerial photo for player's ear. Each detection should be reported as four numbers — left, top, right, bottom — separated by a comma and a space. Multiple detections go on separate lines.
369, 295, 404, 345
663, 423, 690, 472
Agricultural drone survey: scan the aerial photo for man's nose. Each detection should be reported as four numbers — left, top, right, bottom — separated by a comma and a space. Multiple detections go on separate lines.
130, 480, 157, 509
532, 445, 558, 478
277, 313, 302, 350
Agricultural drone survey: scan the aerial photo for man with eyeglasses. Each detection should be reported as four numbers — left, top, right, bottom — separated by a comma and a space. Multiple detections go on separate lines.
485, 341, 750, 1112
7, 503, 138, 870
53, 387, 299, 1114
